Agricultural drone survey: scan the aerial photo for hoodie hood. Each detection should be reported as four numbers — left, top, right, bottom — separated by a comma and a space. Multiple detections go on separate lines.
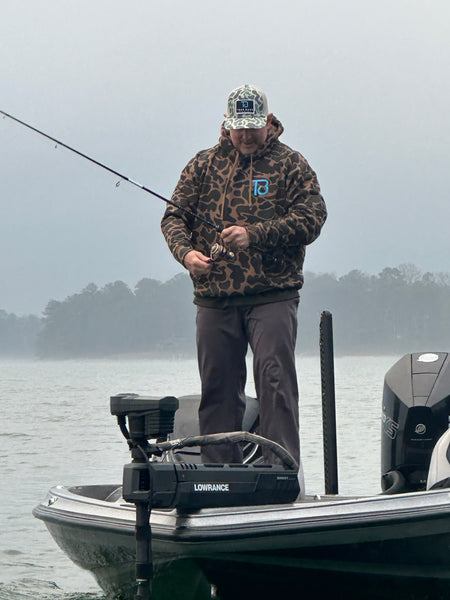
219, 116, 284, 159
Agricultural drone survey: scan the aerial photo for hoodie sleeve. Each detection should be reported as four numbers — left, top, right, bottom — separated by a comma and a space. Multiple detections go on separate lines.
245, 153, 327, 250
161, 157, 199, 266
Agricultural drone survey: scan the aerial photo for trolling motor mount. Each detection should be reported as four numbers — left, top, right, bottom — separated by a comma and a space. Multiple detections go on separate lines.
111, 393, 300, 509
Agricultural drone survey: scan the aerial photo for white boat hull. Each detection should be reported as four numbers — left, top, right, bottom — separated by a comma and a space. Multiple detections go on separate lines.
33, 483, 450, 599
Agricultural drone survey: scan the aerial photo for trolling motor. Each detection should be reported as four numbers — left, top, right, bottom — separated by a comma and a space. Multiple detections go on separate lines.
111, 394, 179, 600
111, 393, 299, 599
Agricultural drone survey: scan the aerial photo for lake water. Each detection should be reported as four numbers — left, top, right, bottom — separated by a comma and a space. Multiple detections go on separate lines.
0, 355, 446, 599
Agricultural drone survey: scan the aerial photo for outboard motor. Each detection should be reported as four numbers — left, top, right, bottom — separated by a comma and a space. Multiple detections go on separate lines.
381, 352, 450, 493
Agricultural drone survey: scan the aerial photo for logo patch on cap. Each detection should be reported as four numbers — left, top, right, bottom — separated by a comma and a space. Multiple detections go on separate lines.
224, 84, 268, 130
235, 99, 255, 116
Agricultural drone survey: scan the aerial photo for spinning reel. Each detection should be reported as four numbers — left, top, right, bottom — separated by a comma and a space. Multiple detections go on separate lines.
209, 243, 235, 262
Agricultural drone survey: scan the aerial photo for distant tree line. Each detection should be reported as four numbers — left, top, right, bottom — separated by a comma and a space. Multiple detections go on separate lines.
1, 264, 450, 358
300, 265, 450, 355
36, 275, 196, 358
0, 310, 41, 356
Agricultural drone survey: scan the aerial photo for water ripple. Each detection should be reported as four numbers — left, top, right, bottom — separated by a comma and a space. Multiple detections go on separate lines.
0, 579, 105, 600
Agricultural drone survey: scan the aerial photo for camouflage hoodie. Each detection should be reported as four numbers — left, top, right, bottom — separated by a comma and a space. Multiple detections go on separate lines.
161, 117, 327, 305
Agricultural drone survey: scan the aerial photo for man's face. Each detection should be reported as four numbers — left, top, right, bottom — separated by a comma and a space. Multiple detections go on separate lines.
229, 114, 273, 155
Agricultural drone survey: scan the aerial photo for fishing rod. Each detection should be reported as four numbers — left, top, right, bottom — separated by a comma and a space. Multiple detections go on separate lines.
0, 110, 233, 258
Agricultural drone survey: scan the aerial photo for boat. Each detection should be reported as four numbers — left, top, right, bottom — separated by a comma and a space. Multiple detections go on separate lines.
33, 314, 450, 600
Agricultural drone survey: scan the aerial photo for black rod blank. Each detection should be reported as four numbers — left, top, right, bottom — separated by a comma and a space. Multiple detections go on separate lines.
0, 110, 220, 233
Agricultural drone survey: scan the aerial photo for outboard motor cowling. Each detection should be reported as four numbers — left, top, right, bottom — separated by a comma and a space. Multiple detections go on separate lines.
381, 352, 450, 492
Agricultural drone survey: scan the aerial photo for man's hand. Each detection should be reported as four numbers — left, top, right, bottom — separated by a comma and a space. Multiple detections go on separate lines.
183, 250, 213, 277
220, 226, 249, 250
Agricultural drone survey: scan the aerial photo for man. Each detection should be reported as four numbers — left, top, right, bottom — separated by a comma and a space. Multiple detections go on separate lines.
161, 84, 326, 469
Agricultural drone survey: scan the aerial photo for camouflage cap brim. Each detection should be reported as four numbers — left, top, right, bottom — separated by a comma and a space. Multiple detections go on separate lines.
223, 115, 268, 130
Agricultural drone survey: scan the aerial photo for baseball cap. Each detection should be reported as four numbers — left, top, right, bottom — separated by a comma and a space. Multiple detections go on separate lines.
224, 84, 269, 130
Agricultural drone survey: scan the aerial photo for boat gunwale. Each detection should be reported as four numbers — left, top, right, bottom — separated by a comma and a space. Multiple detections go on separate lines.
33, 484, 450, 543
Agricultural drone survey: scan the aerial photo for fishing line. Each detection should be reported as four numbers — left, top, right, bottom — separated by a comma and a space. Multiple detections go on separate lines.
0, 110, 221, 234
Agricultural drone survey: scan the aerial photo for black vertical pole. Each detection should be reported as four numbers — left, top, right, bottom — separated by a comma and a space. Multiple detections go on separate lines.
320, 311, 339, 495
133, 501, 153, 600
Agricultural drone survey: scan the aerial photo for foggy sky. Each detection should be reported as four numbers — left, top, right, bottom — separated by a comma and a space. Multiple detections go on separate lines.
1, 0, 449, 315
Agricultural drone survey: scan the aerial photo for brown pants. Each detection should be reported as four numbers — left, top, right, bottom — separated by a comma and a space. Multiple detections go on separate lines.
196, 298, 300, 467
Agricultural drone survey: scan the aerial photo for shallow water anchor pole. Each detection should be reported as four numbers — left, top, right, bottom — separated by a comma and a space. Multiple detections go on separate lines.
320, 311, 339, 495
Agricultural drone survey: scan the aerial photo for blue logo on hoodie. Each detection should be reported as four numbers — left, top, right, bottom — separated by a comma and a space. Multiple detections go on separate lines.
253, 179, 269, 196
